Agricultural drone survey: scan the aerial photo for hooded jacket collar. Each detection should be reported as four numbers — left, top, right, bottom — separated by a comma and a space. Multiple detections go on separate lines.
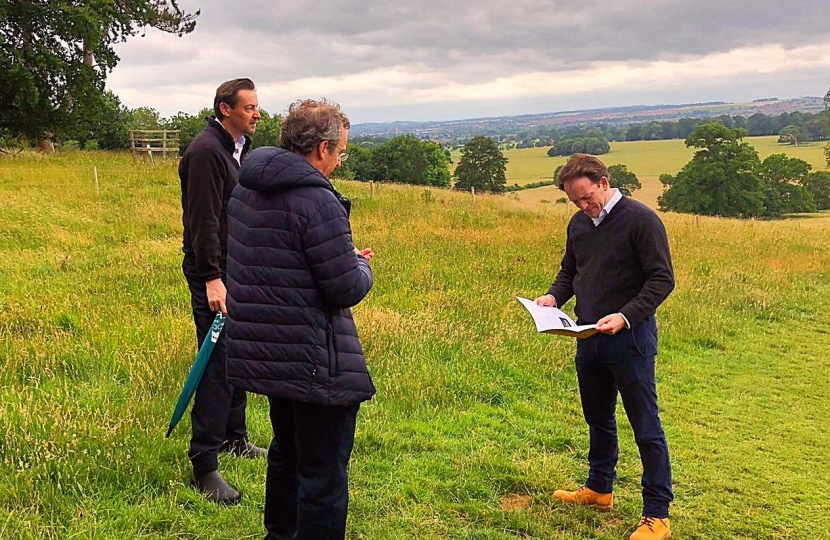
239, 146, 337, 195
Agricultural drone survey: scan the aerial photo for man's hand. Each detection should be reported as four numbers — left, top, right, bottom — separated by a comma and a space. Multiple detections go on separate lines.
206, 278, 227, 315
355, 247, 374, 262
534, 294, 556, 307
596, 313, 626, 335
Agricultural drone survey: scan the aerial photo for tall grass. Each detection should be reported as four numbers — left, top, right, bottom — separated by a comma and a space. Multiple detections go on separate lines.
1, 152, 829, 539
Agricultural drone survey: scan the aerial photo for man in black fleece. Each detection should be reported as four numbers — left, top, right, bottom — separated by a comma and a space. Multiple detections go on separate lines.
535, 154, 675, 540
178, 78, 266, 505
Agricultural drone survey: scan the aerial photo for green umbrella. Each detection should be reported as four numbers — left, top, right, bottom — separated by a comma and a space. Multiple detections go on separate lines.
166, 312, 226, 438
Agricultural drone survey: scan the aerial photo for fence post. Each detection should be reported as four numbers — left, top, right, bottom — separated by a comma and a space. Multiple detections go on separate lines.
93, 166, 99, 196
471, 186, 476, 205
129, 131, 136, 163
370, 180, 374, 198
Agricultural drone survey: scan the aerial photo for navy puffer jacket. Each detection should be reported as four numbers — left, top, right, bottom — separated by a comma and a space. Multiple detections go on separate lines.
225, 147, 375, 406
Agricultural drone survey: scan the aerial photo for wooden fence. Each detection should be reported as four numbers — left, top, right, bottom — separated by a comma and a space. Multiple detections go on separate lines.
129, 130, 180, 162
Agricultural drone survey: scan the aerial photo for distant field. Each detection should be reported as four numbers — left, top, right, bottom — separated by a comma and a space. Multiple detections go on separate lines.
504, 136, 829, 208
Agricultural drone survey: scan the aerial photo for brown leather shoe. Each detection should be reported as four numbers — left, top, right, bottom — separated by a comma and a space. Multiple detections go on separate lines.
191, 470, 241, 505
553, 485, 614, 511
629, 516, 671, 540
220, 439, 267, 459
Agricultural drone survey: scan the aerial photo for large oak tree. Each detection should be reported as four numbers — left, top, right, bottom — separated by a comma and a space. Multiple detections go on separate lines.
453, 136, 507, 194
0, 0, 198, 142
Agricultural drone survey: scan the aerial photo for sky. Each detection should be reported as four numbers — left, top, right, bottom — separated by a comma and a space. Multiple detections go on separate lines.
107, 0, 830, 125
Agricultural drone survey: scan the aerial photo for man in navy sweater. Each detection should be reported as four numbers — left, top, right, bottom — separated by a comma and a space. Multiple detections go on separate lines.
535, 154, 675, 540
179, 78, 266, 505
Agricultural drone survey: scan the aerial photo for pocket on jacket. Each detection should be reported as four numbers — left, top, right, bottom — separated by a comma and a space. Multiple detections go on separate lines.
325, 318, 339, 377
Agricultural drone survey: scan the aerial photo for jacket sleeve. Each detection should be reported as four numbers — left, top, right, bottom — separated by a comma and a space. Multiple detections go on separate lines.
546, 223, 575, 307
184, 147, 226, 281
302, 198, 373, 308
619, 212, 675, 325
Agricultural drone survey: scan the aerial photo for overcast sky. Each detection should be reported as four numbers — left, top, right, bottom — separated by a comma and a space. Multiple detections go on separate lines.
107, 0, 830, 124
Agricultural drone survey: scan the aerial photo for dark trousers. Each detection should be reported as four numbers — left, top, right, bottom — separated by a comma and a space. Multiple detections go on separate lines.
575, 315, 673, 518
183, 262, 248, 473
264, 398, 360, 540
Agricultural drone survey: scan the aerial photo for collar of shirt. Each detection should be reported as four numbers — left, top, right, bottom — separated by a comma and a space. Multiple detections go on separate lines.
217, 120, 247, 165
591, 188, 622, 226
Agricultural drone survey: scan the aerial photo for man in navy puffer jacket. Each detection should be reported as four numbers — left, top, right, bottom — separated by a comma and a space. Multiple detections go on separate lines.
226, 99, 374, 540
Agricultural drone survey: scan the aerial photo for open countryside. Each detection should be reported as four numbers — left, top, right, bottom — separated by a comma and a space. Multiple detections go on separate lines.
497, 136, 830, 208
1, 150, 829, 539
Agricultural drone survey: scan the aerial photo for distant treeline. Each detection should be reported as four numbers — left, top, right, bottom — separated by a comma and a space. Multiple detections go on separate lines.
0, 91, 284, 153
417, 110, 829, 150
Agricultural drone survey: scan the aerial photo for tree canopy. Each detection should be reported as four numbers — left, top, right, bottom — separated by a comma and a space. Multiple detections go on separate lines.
453, 136, 508, 194
607, 164, 641, 196
547, 136, 610, 156
659, 123, 817, 218
0, 0, 198, 142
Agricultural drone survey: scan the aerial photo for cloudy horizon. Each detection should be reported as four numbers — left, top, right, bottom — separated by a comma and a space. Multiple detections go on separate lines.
106, 0, 830, 124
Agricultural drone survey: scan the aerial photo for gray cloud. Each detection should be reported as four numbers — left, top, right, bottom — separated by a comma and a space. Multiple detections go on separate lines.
108, 0, 830, 121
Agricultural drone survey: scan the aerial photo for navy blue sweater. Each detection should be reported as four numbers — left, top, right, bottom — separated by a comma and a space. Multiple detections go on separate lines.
225, 147, 375, 405
547, 196, 674, 326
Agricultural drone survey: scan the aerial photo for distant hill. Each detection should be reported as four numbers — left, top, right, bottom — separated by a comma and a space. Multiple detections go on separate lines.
351, 96, 824, 140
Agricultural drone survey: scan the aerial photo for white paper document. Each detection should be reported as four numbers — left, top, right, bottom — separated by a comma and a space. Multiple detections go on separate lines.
516, 297, 598, 339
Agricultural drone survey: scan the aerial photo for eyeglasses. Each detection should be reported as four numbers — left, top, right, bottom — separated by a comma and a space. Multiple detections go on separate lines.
332, 142, 349, 162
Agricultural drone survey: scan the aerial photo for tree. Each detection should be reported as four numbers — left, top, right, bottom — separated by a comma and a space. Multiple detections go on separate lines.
746, 112, 773, 136
250, 109, 282, 150
370, 135, 450, 187
547, 136, 610, 156
607, 164, 641, 196
658, 124, 766, 218
333, 145, 374, 181
802, 171, 830, 210
778, 125, 802, 146
60, 89, 131, 149
453, 136, 508, 194
166, 108, 212, 155
756, 154, 815, 216
0, 1, 198, 142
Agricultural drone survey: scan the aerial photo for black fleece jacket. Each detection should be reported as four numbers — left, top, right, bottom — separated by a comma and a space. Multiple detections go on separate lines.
547, 196, 674, 326
179, 117, 251, 281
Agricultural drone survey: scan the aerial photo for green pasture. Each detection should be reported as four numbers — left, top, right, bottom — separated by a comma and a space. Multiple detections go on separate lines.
503, 136, 829, 208
1, 152, 830, 539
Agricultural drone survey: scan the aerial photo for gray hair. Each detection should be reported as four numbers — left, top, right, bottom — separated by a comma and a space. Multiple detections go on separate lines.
279, 99, 350, 156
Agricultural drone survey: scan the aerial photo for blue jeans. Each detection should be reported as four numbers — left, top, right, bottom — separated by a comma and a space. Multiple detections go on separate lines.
575, 315, 673, 518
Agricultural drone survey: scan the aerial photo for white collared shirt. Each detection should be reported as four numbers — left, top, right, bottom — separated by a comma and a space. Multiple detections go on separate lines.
591, 188, 622, 227
217, 120, 247, 165
590, 187, 630, 328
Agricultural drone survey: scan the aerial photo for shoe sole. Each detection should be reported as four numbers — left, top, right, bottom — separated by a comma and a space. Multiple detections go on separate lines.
630, 528, 670, 540
190, 481, 242, 506
554, 494, 613, 512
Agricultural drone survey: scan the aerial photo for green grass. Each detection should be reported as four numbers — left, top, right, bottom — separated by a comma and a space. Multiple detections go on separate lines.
2, 152, 830, 539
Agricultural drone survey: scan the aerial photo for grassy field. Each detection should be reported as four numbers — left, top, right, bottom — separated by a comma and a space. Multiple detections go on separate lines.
2, 152, 830, 539
503, 136, 829, 208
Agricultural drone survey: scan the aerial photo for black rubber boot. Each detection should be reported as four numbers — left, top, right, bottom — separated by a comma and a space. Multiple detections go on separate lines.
191, 470, 241, 505
220, 439, 267, 459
